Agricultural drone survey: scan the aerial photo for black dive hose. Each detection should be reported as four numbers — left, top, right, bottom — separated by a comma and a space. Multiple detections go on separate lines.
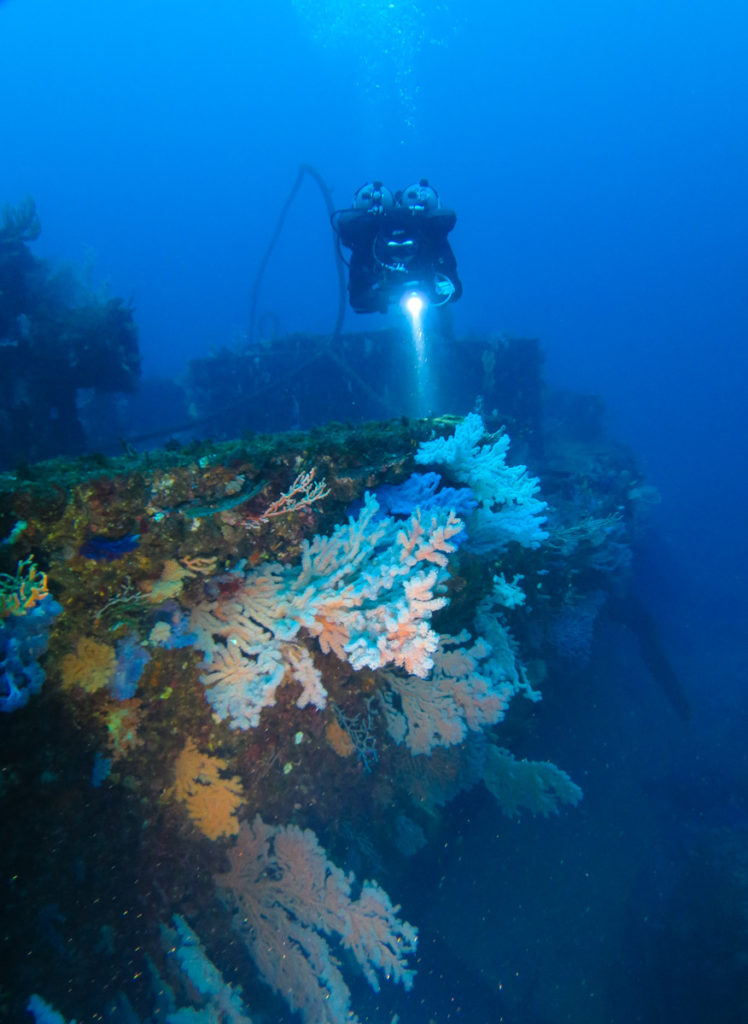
248, 163, 347, 348
102, 165, 393, 451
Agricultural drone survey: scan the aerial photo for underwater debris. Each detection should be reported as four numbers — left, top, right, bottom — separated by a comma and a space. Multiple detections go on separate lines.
0, 197, 140, 467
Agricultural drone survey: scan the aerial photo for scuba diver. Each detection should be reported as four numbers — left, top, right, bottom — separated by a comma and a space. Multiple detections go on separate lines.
332, 179, 462, 315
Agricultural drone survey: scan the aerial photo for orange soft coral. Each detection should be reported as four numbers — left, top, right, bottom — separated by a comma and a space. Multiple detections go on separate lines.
171, 738, 244, 840
61, 637, 116, 693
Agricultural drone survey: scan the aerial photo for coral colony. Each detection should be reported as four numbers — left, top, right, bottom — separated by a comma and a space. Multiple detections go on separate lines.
2, 409, 646, 1024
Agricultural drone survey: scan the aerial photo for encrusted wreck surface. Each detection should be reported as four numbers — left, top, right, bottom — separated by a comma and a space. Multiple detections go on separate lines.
0, 413, 646, 1023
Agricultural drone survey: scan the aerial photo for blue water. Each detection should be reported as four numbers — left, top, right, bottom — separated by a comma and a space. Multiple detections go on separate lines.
2, 1, 747, 1021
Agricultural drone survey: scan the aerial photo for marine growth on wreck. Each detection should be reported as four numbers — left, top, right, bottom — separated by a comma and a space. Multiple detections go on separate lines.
0, 381, 651, 1022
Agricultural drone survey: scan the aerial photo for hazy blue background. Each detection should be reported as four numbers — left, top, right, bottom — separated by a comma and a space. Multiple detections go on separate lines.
3, 0, 745, 648
2, 0, 745, 768
2, 0, 746, 754
1, 1, 747, 1014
